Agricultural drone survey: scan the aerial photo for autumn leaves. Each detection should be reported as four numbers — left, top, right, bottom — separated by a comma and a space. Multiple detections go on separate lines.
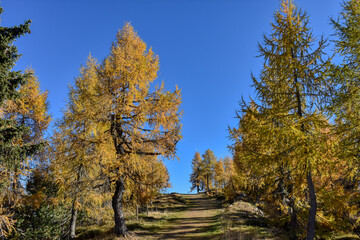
228, 1, 360, 239
1, 0, 360, 239
52, 23, 182, 237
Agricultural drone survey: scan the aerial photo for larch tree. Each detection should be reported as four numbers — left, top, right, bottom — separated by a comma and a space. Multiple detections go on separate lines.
2, 70, 50, 137
231, 1, 331, 238
330, 0, 360, 233
129, 155, 171, 218
229, 102, 274, 203
2, 69, 50, 192
2, 72, 51, 239
221, 156, 237, 201
213, 158, 226, 192
1, 70, 50, 194
202, 149, 216, 192
51, 57, 110, 239
189, 152, 205, 193
97, 24, 182, 236
56, 23, 182, 237
331, 0, 360, 186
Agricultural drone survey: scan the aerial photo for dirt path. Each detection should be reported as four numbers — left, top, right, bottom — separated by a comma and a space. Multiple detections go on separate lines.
154, 194, 221, 240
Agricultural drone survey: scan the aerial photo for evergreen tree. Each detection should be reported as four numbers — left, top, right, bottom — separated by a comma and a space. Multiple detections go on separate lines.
0, 7, 43, 238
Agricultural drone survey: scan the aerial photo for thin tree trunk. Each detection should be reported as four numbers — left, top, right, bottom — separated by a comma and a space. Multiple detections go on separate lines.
306, 169, 317, 240
289, 196, 297, 240
206, 174, 210, 192
112, 177, 127, 236
292, 48, 316, 239
110, 116, 128, 236
69, 199, 78, 240
136, 205, 139, 221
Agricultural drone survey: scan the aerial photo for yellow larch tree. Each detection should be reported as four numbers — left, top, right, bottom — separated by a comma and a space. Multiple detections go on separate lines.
53, 23, 182, 237
189, 152, 205, 193
96, 23, 182, 236
52, 57, 112, 239
229, 1, 340, 239
213, 158, 226, 192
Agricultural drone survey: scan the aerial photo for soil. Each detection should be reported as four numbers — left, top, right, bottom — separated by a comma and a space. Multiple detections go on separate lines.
153, 193, 221, 240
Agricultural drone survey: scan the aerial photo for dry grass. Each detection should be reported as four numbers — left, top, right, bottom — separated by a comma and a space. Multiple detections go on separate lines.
220, 201, 285, 240
76, 194, 291, 240
75, 193, 187, 240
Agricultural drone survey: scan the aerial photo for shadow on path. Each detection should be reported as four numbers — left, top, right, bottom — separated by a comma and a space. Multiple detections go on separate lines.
146, 194, 222, 240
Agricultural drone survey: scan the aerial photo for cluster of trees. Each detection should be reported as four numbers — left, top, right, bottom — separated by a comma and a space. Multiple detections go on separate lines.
0, 7, 181, 239
189, 150, 235, 196
188, 0, 360, 239
0, 8, 52, 239
227, 0, 360, 239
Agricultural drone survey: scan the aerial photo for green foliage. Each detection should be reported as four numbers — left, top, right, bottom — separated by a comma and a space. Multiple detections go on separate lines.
0, 6, 49, 238
0, 7, 32, 179
8, 164, 66, 240
0, 8, 30, 104
10, 204, 67, 240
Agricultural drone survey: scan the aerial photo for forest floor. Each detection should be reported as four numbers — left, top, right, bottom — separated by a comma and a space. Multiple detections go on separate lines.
138, 193, 222, 239
77, 193, 287, 240
76, 193, 360, 239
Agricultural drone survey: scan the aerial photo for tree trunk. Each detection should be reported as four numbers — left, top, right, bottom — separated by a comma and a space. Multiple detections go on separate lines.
206, 174, 210, 192
112, 177, 127, 236
306, 169, 317, 240
289, 196, 297, 240
136, 205, 139, 221
292, 49, 316, 239
69, 199, 78, 240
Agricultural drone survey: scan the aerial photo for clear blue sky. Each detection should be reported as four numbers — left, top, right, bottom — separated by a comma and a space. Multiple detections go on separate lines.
4, 0, 341, 193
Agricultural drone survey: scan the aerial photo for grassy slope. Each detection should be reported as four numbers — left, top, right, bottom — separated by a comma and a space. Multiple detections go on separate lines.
75, 193, 188, 240
75, 193, 360, 239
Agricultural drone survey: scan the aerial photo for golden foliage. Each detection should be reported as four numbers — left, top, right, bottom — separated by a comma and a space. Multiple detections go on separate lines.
52, 23, 181, 233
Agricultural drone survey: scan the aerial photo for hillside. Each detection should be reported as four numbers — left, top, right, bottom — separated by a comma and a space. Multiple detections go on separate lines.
76, 193, 294, 240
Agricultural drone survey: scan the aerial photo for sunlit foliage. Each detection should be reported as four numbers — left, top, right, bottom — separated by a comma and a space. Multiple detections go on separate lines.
53, 23, 182, 237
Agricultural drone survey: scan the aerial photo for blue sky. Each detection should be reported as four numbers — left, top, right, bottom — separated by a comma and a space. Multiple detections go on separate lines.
4, 0, 341, 193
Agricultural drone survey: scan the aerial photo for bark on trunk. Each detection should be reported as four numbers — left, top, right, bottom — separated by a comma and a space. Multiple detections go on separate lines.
112, 177, 127, 236
291, 48, 317, 239
206, 174, 210, 192
69, 200, 78, 240
136, 205, 139, 221
306, 169, 317, 240
289, 196, 297, 240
